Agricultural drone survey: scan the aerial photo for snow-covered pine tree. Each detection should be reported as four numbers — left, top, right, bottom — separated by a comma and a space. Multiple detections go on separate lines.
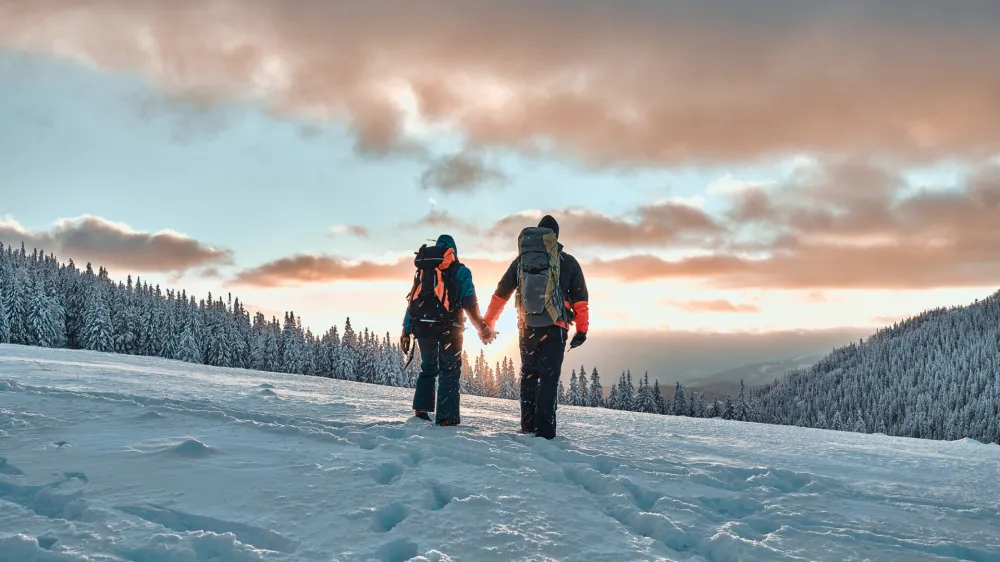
459, 350, 472, 394
338, 317, 357, 381
568, 370, 579, 406
589, 367, 603, 408
624, 371, 635, 411
28, 279, 58, 347
8, 268, 30, 345
578, 364, 589, 406
696, 393, 708, 418
637, 372, 657, 414
653, 379, 664, 414
723, 394, 735, 420
557, 379, 567, 404
673, 382, 687, 416
173, 316, 202, 364
0, 288, 10, 344
736, 379, 749, 421
81, 286, 114, 353
710, 398, 721, 418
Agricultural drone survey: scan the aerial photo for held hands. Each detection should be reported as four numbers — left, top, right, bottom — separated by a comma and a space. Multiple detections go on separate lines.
400, 332, 411, 355
569, 331, 587, 350
478, 324, 497, 345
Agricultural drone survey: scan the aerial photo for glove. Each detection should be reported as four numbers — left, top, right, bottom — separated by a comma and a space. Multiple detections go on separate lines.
569, 331, 587, 350
478, 324, 497, 345
400, 332, 411, 355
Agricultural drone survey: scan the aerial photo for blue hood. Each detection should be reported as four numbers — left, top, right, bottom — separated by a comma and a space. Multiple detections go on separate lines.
436, 234, 457, 259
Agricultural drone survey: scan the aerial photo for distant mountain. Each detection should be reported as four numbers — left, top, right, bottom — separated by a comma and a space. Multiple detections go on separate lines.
684, 354, 824, 398
751, 291, 1000, 444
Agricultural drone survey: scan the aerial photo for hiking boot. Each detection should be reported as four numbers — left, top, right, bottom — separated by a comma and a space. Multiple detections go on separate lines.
437, 419, 460, 427
414, 409, 431, 421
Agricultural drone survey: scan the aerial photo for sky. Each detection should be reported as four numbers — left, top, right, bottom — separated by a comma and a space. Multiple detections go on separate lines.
2, 0, 1000, 384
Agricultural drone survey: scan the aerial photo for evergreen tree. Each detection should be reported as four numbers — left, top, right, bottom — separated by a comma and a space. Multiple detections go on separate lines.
0, 288, 10, 344
557, 379, 567, 404
578, 364, 589, 406
653, 380, 664, 414
8, 269, 30, 345
175, 319, 202, 364
673, 382, 687, 416
81, 287, 114, 353
589, 367, 603, 407
569, 371, 580, 406
710, 398, 722, 418
28, 280, 58, 347
696, 393, 708, 418
637, 372, 657, 414
723, 394, 735, 420
736, 379, 749, 421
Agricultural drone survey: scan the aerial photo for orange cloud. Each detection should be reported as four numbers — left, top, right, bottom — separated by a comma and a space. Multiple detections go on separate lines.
0, 215, 231, 273
487, 204, 724, 249
665, 299, 761, 314
3, 1, 998, 165
230, 255, 414, 288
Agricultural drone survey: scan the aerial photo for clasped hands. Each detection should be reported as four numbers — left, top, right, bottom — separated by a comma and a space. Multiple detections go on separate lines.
478, 324, 497, 345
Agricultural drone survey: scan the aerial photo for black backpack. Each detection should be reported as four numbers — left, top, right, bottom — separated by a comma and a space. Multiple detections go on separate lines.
406, 244, 460, 338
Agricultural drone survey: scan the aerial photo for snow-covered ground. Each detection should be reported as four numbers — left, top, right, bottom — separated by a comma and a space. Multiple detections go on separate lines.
1, 345, 997, 562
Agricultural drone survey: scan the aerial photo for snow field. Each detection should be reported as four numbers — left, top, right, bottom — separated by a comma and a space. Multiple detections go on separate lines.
1, 344, 999, 561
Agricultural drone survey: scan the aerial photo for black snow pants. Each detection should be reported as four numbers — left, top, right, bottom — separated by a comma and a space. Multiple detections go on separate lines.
519, 325, 567, 439
412, 327, 463, 425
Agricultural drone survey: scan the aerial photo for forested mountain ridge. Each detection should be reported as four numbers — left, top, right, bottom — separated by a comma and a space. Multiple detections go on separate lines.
753, 291, 1000, 444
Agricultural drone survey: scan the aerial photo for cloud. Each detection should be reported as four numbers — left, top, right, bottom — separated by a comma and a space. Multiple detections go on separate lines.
586, 160, 1000, 289
665, 299, 761, 313
401, 209, 481, 235
419, 152, 507, 193
231, 159, 1000, 291
328, 225, 370, 238
229, 254, 413, 288
487, 202, 724, 249
0, 215, 232, 273
3, 1, 999, 166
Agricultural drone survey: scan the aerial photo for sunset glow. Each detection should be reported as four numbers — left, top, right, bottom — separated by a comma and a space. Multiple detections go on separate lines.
3, 0, 999, 381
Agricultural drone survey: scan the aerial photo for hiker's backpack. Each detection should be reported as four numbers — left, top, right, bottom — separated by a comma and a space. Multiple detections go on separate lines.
406, 244, 460, 338
516, 226, 571, 328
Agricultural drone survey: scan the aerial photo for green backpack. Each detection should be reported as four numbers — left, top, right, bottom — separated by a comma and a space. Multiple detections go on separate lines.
516, 226, 571, 327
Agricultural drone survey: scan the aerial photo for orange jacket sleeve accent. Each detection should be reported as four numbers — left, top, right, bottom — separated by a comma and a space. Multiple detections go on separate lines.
484, 294, 507, 328
572, 301, 589, 333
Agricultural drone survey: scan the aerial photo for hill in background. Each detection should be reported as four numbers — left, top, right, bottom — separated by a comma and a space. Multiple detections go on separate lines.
753, 291, 1000, 444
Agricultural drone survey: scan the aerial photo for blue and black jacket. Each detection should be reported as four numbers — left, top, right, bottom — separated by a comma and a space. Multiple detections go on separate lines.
403, 234, 487, 335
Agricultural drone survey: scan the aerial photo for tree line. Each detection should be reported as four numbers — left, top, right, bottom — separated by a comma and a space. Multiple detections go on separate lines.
7, 240, 993, 445
0, 241, 750, 421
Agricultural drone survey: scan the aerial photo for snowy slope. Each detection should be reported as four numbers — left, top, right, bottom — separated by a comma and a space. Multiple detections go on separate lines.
1, 344, 998, 562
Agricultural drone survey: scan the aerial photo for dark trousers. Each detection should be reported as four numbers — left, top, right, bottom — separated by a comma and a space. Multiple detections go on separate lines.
412, 328, 463, 424
519, 325, 567, 439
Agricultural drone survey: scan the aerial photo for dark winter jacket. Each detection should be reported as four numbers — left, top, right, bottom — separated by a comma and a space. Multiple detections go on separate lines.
484, 242, 590, 333
402, 234, 482, 334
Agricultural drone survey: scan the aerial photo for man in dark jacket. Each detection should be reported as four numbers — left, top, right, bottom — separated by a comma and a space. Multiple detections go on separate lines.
483, 215, 589, 439
401, 234, 494, 426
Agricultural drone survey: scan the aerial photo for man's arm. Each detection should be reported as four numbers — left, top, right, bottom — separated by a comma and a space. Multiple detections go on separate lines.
565, 254, 589, 333
484, 258, 519, 328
